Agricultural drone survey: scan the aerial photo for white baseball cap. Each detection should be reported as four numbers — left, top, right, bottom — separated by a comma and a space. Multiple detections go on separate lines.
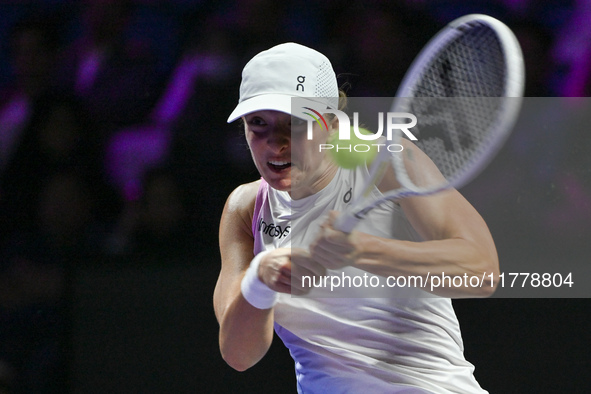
227, 42, 339, 123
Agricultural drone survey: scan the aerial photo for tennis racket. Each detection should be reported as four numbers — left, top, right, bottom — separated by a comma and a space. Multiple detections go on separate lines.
334, 13, 525, 233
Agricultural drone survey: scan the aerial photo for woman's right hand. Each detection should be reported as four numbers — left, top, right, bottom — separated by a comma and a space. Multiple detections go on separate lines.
258, 248, 326, 295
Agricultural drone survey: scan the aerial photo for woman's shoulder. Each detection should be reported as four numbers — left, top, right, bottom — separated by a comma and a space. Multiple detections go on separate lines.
224, 179, 263, 218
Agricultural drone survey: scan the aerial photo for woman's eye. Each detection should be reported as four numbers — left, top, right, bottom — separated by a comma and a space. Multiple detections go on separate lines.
248, 117, 266, 127
290, 117, 307, 130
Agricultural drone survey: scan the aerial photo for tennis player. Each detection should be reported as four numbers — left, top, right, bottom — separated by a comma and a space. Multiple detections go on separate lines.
214, 42, 498, 393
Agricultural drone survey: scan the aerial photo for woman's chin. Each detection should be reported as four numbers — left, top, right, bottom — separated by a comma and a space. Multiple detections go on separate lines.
265, 177, 291, 192
263, 170, 313, 198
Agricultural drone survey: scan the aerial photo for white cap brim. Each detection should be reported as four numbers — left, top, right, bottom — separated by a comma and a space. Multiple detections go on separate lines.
227, 94, 336, 123
227, 94, 294, 123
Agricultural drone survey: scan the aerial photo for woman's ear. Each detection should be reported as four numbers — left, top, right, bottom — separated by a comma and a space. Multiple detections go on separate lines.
328, 115, 339, 135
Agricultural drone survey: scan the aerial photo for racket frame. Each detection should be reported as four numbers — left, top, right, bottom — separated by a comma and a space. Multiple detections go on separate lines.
334, 14, 524, 233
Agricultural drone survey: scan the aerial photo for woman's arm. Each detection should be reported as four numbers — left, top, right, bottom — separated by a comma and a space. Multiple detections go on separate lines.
214, 181, 275, 371
310, 140, 499, 298
214, 181, 325, 370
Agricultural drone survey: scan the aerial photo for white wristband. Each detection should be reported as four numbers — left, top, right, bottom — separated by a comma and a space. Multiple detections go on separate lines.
241, 250, 278, 309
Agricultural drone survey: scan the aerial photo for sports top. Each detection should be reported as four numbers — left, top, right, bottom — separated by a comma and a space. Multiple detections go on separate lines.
251, 165, 487, 394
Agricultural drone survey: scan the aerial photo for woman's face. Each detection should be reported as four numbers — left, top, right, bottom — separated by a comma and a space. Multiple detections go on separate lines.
244, 110, 337, 199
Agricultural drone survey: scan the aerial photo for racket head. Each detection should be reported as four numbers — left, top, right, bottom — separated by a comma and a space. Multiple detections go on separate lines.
389, 14, 525, 193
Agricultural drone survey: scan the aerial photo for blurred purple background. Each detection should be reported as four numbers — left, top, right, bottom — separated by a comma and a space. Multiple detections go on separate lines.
1, 1, 590, 393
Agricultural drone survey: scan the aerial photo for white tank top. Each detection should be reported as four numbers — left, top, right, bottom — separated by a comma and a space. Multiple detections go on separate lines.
252, 166, 487, 394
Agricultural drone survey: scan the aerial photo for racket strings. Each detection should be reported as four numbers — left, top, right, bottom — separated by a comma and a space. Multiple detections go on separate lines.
408, 23, 509, 182
417, 24, 506, 97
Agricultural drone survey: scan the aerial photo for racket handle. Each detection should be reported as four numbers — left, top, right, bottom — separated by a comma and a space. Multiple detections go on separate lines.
333, 211, 362, 233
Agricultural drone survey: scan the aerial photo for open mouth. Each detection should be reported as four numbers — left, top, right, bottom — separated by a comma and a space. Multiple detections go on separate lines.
268, 160, 291, 172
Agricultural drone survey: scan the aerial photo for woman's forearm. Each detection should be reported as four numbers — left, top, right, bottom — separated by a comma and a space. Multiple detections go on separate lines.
352, 232, 499, 298
215, 280, 275, 371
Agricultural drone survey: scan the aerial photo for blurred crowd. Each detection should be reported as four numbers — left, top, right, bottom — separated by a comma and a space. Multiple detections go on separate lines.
0, 0, 590, 392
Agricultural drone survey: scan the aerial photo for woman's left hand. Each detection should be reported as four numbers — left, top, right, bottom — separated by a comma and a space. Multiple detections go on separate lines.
310, 211, 360, 270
